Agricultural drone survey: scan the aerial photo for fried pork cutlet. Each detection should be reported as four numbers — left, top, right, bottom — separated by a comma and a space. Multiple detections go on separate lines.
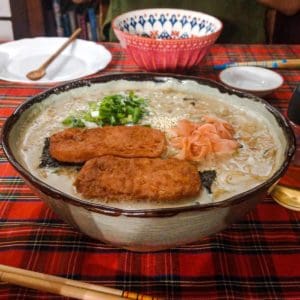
49, 126, 166, 163
74, 156, 201, 202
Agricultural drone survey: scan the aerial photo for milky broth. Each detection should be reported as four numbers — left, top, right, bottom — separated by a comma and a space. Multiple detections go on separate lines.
13, 79, 286, 209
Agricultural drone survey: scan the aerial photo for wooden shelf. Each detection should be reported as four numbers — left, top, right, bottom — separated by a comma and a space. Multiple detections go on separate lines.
9, 0, 47, 39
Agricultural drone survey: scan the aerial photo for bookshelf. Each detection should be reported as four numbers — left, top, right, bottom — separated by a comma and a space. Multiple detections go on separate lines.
4, 0, 109, 41
52, 0, 108, 41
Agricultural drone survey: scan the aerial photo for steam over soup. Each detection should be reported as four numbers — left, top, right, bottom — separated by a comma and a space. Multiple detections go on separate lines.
16, 79, 283, 209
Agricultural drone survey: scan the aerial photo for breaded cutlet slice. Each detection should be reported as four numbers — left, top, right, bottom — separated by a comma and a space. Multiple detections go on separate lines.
49, 125, 166, 163
74, 155, 201, 202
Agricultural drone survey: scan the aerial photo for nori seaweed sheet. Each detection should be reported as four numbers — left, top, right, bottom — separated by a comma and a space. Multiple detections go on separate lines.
199, 170, 217, 194
39, 138, 82, 169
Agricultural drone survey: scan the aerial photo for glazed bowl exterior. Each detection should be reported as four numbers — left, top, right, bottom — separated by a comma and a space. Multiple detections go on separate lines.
1, 73, 295, 252
112, 9, 222, 72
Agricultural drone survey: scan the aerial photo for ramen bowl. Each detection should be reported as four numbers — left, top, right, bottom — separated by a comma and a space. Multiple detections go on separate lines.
112, 9, 222, 71
1, 73, 295, 252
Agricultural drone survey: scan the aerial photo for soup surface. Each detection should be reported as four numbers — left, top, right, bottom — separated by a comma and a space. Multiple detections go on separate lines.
16, 79, 284, 209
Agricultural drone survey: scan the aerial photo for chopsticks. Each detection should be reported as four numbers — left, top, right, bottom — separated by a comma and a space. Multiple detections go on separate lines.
213, 58, 300, 70
0, 264, 160, 300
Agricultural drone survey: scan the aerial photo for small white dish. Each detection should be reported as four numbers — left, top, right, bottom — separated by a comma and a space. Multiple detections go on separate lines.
0, 37, 112, 84
219, 66, 284, 96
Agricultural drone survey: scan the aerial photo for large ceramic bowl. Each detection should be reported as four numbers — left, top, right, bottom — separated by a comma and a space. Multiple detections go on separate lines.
112, 9, 222, 71
1, 73, 295, 252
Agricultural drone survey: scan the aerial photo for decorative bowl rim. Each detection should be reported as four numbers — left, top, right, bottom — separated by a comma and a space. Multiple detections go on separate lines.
112, 8, 223, 44
1, 72, 295, 218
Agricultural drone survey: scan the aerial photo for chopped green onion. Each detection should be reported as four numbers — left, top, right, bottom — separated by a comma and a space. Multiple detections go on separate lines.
91, 111, 99, 118
62, 116, 85, 128
62, 92, 148, 127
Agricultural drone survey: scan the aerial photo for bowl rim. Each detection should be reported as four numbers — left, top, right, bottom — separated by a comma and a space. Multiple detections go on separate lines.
1, 72, 296, 218
219, 66, 284, 93
112, 8, 223, 44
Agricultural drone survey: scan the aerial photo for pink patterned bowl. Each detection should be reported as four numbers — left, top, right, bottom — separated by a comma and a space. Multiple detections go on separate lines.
112, 8, 222, 72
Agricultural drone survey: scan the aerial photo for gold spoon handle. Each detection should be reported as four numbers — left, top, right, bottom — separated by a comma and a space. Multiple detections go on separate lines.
271, 184, 300, 211
39, 28, 82, 70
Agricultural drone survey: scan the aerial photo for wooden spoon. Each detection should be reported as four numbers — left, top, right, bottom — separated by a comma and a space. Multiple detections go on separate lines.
26, 28, 82, 81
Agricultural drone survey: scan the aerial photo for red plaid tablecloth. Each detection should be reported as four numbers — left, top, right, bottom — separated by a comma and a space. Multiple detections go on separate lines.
0, 43, 299, 299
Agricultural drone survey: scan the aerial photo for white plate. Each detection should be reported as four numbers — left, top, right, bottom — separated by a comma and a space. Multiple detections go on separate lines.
0, 37, 112, 83
219, 66, 284, 96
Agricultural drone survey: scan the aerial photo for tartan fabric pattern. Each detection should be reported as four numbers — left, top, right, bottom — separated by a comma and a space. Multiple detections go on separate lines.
0, 43, 299, 300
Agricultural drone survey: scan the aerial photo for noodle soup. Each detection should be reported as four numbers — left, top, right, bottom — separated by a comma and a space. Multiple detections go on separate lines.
13, 78, 285, 209
3, 74, 294, 251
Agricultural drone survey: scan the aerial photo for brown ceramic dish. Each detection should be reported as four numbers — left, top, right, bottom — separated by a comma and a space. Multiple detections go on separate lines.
1, 73, 295, 251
